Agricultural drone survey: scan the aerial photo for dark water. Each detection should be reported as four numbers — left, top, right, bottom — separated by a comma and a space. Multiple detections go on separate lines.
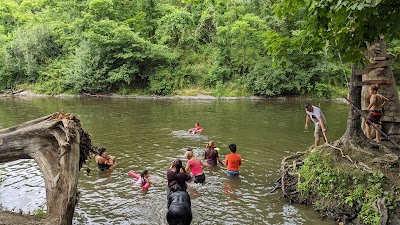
0, 97, 349, 224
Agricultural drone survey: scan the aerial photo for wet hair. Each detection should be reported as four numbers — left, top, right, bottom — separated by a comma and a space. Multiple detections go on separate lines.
370, 84, 379, 92
98, 146, 106, 156
229, 144, 237, 153
206, 141, 216, 149
172, 159, 183, 174
185, 151, 193, 159
168, 180, 183, 192
140, 170, 149, 186
304, 102, 311, 108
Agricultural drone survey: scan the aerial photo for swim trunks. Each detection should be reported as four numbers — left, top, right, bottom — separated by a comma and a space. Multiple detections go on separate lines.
366, 110, 382, 125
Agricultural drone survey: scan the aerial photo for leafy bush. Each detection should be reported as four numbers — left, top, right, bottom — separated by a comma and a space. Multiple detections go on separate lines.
3, 24, 61, 88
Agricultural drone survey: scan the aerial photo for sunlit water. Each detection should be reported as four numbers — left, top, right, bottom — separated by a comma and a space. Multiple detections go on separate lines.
0, 97, 349, 224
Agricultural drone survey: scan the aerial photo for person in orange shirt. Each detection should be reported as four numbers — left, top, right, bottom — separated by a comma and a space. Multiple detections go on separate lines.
225, 144, 242, 177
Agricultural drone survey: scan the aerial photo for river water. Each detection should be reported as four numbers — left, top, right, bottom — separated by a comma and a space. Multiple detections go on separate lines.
0, 97, 349, 225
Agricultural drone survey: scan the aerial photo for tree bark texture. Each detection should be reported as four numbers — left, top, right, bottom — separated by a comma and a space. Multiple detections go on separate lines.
362, 39, 400, 136
0, 112, 92, 225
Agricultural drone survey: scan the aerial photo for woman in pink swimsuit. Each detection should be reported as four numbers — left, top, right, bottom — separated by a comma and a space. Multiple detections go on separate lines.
184, 150, 206, 183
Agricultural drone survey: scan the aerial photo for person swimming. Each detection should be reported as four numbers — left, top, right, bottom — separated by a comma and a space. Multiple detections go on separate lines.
135, 169, 155, 187
187, 123, 203, 134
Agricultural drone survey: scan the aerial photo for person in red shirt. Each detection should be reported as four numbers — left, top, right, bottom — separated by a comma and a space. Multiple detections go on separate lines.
187, 123, 203, 134
225, 144, 242, 177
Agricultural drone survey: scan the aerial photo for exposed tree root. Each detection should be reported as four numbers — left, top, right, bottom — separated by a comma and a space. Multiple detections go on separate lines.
373, 197, 388, 225
278, 152, 305, 201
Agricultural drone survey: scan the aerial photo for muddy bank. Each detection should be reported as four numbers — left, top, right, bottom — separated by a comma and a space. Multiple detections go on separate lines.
0, 211, 44, 225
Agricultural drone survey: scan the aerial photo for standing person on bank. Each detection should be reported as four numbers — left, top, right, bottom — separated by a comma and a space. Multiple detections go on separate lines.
304, 103, 328, 147
365, 84, 389, 142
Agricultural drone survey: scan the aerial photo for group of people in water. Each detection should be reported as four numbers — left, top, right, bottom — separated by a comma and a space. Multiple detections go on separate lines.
93, 84, 387, 224
94, 129, 242, 225
304, 84, 389, 147
165, 140, 242, 225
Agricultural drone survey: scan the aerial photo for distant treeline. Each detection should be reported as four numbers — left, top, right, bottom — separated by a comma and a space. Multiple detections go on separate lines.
0, 0, 399, 97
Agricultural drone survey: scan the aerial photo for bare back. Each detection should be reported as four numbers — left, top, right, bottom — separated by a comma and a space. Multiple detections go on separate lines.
369, 93, 388, 110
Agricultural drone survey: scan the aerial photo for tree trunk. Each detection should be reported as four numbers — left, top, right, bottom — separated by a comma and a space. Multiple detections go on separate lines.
362, 39, 400, 136
337, 38, 400, 152
0, 112, 91, 225
339, 64, 366, 145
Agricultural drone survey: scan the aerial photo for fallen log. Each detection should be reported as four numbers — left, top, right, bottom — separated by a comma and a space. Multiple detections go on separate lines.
0, 112, 95, 225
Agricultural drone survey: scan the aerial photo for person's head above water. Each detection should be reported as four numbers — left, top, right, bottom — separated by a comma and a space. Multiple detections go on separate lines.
206, 140, 216, 149
168, 180, 183, 192
171, 159, 183, 173
98, 146, 107, 156
228, 144, 237, 153
184, 150, 194, 159
140, 169, 149, 178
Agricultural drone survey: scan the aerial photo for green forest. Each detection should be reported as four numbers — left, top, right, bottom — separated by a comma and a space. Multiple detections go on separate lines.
0, 0, 399, 97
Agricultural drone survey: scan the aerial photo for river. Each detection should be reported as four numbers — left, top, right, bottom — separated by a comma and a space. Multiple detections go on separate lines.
0, 97, 348, 224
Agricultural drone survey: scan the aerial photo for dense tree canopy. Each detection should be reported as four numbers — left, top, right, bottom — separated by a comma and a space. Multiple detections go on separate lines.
0, 0, 399, 96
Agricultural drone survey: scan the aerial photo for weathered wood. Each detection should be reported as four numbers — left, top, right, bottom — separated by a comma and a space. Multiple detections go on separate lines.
373, 57, 388, 61
355, 69, 368, 76
363, 80, 391, 85
0, 112, 93, 225
366, 60, 391, 69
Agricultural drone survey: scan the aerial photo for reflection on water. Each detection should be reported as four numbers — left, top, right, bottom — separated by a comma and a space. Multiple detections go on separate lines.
0, 98, 347, 224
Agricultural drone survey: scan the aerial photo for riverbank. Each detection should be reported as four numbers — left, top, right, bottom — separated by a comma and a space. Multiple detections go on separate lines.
0, 90, 349, 103
280, 145, 400, 225
0, 211, 44, 225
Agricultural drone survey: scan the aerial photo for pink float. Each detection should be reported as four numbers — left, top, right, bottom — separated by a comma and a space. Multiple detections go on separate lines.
128, 171, 150, 191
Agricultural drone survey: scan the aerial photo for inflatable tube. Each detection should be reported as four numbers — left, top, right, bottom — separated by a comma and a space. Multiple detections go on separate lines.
128, 171, 150, 191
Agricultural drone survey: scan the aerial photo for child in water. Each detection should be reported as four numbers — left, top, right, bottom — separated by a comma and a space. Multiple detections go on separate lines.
135, 170, 155, 187
187, 123, 203, 134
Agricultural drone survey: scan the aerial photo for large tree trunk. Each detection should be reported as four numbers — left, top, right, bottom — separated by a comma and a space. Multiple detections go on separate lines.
337, 38, 400, 151
0, 112, 92, 225
338, 64, 366, 145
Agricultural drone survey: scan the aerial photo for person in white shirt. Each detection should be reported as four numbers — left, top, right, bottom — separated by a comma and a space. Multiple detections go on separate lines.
304, 103, 328, 147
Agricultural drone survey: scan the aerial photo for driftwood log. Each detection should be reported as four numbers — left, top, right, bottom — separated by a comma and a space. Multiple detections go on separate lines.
0, 112, 95, 225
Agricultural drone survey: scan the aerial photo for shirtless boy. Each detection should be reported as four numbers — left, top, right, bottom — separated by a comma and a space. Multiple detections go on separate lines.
365, 85, 389, 142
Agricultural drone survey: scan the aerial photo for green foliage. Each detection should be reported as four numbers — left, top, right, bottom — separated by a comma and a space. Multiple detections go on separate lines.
298, 152, 397, 225
34, 204, 46, 218
272, 0, 400, 62
155, 8, 196, 48
3, 23, 61, 88
2, 0, 395, 97
0, 0, 18, 34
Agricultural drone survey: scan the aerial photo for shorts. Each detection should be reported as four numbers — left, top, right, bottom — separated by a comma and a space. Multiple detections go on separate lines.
226, 170, 239, 177
366, 110, 382, 125
314, 123, 327, 138
194, 173, 205, 183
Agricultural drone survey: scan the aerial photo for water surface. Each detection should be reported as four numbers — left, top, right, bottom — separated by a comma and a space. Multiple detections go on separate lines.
0, 97, 348, 224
